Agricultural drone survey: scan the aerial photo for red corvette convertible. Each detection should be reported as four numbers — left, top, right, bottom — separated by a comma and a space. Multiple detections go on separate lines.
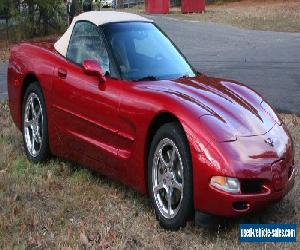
7, 11, 295, 230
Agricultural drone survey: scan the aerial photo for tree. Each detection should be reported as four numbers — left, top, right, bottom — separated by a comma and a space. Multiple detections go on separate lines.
1, 0, 66, 40
0, 0, 11, 42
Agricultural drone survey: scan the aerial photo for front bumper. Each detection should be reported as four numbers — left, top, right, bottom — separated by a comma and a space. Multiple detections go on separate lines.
198, 165, 296, 217
190, 121, 295, 217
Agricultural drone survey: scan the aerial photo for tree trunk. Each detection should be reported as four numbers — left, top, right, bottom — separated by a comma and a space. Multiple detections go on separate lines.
75, 0, 81, 15
43, 12, 49, 35
39, 6, 49, 36
117, 0, 124, 9
28, 0, 35, 36
5, 17, 9, 46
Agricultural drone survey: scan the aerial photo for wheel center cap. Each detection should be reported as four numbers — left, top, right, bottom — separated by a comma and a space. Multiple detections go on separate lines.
32, 121, 40, 137
165, 172, 174, 185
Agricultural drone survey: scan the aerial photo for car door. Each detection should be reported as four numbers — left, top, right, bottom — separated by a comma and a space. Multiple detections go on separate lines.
52, 21, 122, 173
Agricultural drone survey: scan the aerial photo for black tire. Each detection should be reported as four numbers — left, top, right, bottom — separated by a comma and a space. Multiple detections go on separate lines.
22, 82, 50, 163
148, 122, 193, 230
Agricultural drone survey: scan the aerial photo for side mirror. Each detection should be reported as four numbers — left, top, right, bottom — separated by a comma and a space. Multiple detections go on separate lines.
82, 59, 106, 83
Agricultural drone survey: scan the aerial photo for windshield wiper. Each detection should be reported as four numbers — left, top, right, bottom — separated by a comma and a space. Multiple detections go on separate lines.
177, 73, 199, 80
134, 76, 158, 82
178, 74, 190, 79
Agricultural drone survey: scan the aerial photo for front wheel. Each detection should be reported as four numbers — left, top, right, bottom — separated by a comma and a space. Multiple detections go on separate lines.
22, 82, 49, 162
148, 122, 193, 230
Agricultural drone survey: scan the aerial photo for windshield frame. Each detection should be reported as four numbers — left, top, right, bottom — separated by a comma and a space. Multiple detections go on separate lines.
100, 21, 197, 81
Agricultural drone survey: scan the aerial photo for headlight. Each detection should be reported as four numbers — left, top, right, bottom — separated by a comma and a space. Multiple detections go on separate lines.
210, 176, 241, 193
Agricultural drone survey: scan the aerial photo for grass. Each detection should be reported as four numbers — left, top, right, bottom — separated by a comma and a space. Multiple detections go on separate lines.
123, 0, 300, 32
0, 101, 299, 249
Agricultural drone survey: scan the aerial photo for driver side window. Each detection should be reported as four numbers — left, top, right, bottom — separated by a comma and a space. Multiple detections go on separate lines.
67, 21, 110, 74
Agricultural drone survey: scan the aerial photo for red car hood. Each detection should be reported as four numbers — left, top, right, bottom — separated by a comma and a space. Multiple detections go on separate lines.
139, 74, 277, 139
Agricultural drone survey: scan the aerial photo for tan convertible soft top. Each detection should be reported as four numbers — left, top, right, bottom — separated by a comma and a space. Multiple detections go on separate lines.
54, 11, 152, 56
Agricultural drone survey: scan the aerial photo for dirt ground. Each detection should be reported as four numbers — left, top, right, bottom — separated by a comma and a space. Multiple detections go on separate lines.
0, 101, 299, 249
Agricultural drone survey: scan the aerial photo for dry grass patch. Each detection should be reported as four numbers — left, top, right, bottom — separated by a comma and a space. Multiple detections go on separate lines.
0, 41, 11, 63
0, 101, 299, 249
124, 0, 300, 32
171, 0, 300, 32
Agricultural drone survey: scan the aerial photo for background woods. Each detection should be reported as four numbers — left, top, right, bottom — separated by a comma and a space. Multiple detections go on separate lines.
0, 0, 69, 40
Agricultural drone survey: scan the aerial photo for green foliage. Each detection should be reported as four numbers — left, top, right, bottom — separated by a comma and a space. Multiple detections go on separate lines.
2, 0, 67, 40
0, 0, 10, 19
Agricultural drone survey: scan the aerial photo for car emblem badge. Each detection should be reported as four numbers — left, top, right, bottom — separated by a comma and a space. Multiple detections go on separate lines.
265, 138, 274, 147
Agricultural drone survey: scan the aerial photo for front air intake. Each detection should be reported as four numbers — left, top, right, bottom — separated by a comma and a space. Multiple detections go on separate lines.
241, 180, 264, 194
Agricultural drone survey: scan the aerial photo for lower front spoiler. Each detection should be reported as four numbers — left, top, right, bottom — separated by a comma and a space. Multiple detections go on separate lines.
197, 168, 296, 217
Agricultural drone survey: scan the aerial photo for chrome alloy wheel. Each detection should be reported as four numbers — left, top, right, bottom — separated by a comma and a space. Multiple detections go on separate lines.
24, 93, 43, 157
152, 138, 184, 219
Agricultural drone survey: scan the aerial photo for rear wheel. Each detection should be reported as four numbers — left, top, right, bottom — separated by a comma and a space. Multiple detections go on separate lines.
22, 82, 49, 162
148, 122, 193, 230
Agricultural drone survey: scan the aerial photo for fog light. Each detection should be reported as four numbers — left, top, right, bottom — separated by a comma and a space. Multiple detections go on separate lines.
210, 176, 241, 194
233, 201, 250, 211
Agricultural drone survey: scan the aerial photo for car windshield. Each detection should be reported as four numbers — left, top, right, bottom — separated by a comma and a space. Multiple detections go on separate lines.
102, 22, 195, 81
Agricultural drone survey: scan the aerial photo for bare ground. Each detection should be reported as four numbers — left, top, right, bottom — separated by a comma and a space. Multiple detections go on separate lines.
0, 101, 299, 249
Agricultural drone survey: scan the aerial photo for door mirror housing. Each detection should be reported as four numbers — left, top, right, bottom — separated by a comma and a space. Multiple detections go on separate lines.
82, 59, 106, 83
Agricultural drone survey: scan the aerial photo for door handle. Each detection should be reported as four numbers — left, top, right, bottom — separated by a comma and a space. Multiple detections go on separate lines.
58, 68, 67, 79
